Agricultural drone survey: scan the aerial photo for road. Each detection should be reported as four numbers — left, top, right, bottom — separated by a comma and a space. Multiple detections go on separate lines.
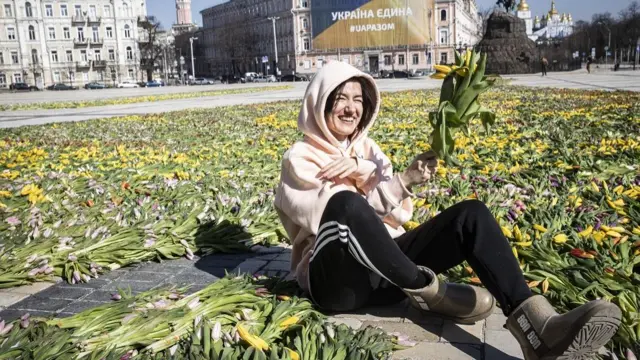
1, 70, 639, 129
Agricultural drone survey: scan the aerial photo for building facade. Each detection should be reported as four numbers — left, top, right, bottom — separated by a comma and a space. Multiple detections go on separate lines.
0, 0, 147, 89
517, 0, 573, 42
199, 0, 481, 77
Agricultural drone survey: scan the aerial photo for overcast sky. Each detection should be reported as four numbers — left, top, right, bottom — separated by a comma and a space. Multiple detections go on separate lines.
149, 0, 633, 30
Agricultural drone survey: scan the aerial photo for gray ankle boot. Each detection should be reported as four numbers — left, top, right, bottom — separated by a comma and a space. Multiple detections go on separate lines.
506, 295, 622, 359
401, 266, 495, 324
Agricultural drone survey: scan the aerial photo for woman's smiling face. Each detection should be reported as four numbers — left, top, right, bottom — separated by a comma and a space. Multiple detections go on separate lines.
325, 80, 363, 142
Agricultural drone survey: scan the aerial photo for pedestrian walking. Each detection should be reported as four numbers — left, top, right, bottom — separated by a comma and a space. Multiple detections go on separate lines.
541, 57, 548, 76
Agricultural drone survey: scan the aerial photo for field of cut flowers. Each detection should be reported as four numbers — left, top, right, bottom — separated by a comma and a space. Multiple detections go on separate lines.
0, 85, 290, 111
0, 86, 639, 359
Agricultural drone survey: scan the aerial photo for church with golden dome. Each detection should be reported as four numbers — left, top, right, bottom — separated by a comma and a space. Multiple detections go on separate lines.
516, 0, 574, 42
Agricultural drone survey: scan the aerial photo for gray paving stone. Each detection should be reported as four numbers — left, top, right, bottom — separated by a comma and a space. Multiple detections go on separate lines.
83, 290, 121, 302
261, 260, 291, 272
441, 320, 485, 345
404, 306, 446, 326
486, 313, 508, 331
58, 278, 111, 289
254, 269, 289, 278
327, 317, 363, 330
120, 270, 175, 282
274, 252, 292, 261
392, 342, 482, 360
135, 261, 188, 273
33, 286, 93, 300
362, 321, 441, 343
254, 254, 280, 261
9, 297, 73, 312
230, 259, 268, 275
0, 293, 28, 308
7, 281, 57, 295
0, 309, 55, 322
61, 300, 110, 314
171, 269, 221, 285
332, 302, 408, 322
101, 280, 160, 292
484, 330, 524, 360
195, 257, 245, 269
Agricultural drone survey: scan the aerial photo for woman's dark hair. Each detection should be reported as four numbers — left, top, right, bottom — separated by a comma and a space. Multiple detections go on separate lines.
324, 77, 377, 140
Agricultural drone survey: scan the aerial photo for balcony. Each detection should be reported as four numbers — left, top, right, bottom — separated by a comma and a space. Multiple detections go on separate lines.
72, 15, 101, 24
76, 61, 91, 69
93, 60, 107, 68
89, 38, 103, 47
73, 38, 88, 47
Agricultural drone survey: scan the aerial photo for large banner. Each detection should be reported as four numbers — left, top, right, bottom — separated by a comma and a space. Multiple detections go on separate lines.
311, 0, 431, 49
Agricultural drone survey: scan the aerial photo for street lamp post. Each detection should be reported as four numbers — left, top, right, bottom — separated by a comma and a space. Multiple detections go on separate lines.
189, 36, 198, 83
268, 16, 280, 77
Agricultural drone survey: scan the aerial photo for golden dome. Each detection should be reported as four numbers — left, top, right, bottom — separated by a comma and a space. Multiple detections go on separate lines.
549, 0, 558, 16
517, 0, 530, 11
568, 14, 573, 21
534, 15, 540, 23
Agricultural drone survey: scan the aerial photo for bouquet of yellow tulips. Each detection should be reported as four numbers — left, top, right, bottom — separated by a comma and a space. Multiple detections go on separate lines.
429, 49, 498, 165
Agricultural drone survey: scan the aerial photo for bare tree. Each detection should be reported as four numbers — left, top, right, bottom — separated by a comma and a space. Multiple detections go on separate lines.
478, 6, 496, 37
138, 16, 164, 81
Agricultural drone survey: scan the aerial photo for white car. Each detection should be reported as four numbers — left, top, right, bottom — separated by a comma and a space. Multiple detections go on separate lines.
117, 81, 139, 88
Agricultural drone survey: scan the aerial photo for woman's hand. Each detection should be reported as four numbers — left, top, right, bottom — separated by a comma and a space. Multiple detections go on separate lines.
318, 157, 358, 181
400, 151, 438, 188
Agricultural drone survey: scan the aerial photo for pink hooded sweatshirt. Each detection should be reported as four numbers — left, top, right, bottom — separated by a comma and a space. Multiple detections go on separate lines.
274, 60, 414, 292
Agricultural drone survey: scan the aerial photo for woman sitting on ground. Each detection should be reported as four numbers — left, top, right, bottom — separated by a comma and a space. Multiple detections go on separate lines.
274, 60, 621, 360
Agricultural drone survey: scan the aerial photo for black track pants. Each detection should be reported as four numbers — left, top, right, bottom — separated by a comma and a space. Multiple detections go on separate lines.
307, 191, 533, 316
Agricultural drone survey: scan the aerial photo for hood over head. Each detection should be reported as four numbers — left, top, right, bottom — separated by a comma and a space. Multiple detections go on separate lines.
297, 60, 380, 153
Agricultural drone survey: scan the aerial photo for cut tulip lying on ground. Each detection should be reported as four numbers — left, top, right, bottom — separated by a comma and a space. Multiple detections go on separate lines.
429, 49, 498, 166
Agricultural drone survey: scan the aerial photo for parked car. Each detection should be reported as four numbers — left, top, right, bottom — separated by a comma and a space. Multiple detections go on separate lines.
145, 80, 164, 87
117, 81, 140, 88
220, 75, 242, 84
84, 81, 107, 90
279, 74, 308, 82
10, 82, 41, 91
192, 77, 215, 85
46, 83, 78, 91
380, 70, 409, 78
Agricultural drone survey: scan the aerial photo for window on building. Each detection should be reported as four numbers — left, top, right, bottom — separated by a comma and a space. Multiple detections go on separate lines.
11, 51, 18, 64
301, 0, 308, 7
92, 26, 99, 41
7, 27, 16, 40
384, 55, 391, 66
69, 71, 75, 82
94, 49, 101, 61
82, 72, 89, 82
81, 50, 87, 61
89, 5, 96, 17
412, 53, 419, 65
25, 2, 33, 17
106, 27, 113, 38
45, 4, 53, 16
0, 52, 3, 64
440, 52, 448, 64
53, 71, 60, 82
398, 54, 405, 65
440, 30, 448, 44
3, 4, 12, 17
63, 27, 70, 39
28, 25, 36, 40
124, 25, 131, 38
60, 4, 68, 16
48, 27, 56, 39
128, 69, 134, 79
303, 38, 310, 51
108, 49, 115, 60
51, 50, 59, 62
14, 73, 22, 83
0, 74, 6, 86
126, 46, 133, 60
66, 50, 73, 62
440, 9, 446, 21
74, 5, 82, 17
104, 5, 111, 17
77, 27, 84, 41
31, 49, 38, 64
302, 18, 308, 29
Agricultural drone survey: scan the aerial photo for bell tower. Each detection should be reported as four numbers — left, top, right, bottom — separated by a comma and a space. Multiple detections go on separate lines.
176, 0, 192, 25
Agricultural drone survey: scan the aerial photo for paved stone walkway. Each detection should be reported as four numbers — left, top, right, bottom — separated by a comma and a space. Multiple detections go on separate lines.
0, 245, 524, 360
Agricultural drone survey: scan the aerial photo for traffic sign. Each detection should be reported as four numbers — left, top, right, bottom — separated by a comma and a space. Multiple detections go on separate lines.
262, 56, 269, 63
